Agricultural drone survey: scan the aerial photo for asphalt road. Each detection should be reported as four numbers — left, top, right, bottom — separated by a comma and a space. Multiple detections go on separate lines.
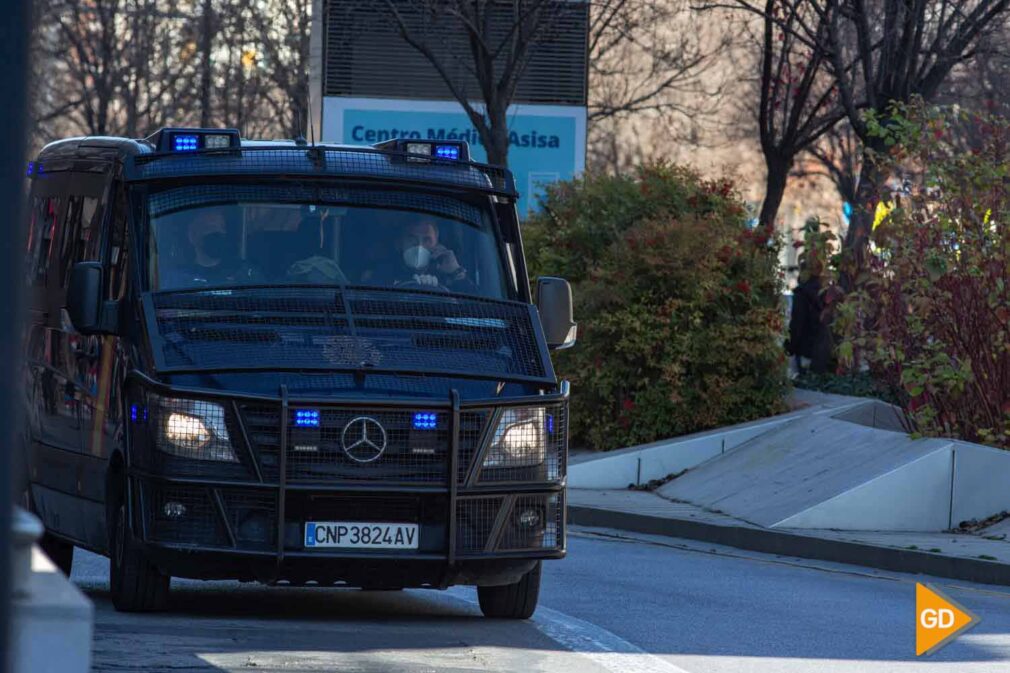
72, 527, 1010, 673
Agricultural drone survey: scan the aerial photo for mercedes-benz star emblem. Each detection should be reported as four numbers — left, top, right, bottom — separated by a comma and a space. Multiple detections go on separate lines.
340, 416, 388, 463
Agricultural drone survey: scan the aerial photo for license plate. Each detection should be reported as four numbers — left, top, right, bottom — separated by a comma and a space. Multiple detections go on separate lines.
304, 522, 418, 549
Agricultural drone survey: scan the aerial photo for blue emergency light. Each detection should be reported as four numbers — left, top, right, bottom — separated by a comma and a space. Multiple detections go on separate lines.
148, 127, 241, 153
294, 409, 320, 428
172, 134, 199, 152
412, 412, 438, 430
373, 139, 470, 162
434, 144, 460, 160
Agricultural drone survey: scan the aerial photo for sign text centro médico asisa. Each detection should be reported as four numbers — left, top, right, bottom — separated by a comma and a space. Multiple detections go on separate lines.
322, 97, 586, 215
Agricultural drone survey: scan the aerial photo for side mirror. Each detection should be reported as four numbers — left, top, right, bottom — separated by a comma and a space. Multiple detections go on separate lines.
535, 277, 577, 350
67, 262, 118, 335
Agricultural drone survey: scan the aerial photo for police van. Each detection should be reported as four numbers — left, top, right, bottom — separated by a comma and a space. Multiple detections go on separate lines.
21, 128, 575, 618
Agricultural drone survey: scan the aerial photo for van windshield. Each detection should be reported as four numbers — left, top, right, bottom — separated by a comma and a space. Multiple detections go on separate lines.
146, 183, 512, 300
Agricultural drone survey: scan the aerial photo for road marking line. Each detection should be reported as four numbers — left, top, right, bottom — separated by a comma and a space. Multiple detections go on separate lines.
446, 588, 692, 673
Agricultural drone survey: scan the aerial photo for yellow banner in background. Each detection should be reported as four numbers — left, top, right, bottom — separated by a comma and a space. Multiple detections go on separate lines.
872, 201, 894, 231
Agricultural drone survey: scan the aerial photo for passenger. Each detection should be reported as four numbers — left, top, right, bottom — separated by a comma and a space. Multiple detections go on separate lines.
285, 211, 349, 284
160, 208, 262, 288
364, 217, 474, 293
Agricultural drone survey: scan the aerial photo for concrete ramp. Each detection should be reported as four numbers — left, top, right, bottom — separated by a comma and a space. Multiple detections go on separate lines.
658, 415, 955, 531
570, 392, 1010, 532
830, 399, 907, 432
568, 392, 867, 489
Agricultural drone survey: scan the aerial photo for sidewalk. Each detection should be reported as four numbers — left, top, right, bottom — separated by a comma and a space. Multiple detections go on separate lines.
568, 488, 1010, 586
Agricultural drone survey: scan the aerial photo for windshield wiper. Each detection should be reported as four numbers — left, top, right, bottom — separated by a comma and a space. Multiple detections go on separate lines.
330, 284, 382, 385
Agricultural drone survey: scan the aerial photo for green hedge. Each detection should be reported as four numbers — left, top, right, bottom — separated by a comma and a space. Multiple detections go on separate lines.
525, 164, 790, 451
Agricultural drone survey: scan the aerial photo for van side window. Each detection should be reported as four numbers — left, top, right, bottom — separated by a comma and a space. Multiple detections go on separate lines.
25, 196, 62, 287
106, 187, 129, 300
60, 195, 103, 288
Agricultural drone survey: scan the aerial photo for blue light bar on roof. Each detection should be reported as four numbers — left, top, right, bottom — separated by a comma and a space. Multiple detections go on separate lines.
172, 134, 199, 152
412, 412, 438, 430
294, 409, 320, 428
149, 127, 241, 152
434, 144, 460, 160
372, 138, 470, 162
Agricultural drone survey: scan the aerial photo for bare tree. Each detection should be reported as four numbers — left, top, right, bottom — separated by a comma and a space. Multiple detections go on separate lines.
750, 0, 845, 229
250, 0, 312, 138
824, 1, 1010, 278
797, 119, 860, 206
714, 0, 1010, 283
374, 0, 571, 167
589, 0, 727, 122
698, 0, 849, 229
31, 0, 312, 145
35, 0, 204, 140
43, 0, 130, 137
935, 22, 1010, 148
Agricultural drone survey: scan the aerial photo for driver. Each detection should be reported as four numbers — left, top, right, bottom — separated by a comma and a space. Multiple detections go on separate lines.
364, 218, 473, 292
161, 209, 262, 288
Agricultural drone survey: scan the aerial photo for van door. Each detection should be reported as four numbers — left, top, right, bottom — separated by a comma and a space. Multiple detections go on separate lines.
79, 182, 131, 551
24, 176, 79, 535
26, 169, 110, 545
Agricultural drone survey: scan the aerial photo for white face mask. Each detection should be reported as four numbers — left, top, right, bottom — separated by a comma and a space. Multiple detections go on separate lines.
402, 245, 431, 270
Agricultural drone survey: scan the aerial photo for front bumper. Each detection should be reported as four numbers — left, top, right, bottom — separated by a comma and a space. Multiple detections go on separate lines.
126, 375, 568, 586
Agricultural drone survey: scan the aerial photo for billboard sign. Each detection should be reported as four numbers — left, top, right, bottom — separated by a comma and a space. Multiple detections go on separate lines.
321, 97, 586, 215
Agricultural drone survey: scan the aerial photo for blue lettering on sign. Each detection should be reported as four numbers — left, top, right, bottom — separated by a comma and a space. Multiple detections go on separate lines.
305, 523, 316, 547
343, 108, 580, 215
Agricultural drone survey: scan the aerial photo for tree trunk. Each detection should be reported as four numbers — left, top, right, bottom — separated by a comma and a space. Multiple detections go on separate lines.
840, 145, 884, 291
483, 100, 510, 167
758, 156, 792, 230
199, 0, 213, 128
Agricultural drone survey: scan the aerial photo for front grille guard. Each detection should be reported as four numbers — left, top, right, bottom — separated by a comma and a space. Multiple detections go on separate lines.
126, 371, 568, 578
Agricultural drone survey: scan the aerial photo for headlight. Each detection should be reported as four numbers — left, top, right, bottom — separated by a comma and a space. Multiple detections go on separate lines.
483, 407, 546, 468
158, 398, 238, 462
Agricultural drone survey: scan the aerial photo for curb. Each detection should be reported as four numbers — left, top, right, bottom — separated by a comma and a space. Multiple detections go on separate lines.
568, 505, 1010, 587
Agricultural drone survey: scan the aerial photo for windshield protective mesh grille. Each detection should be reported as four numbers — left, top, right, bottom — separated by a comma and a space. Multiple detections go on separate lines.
148, 184, 484, 226
129, 147, 516, 196
151, 287, 549, 381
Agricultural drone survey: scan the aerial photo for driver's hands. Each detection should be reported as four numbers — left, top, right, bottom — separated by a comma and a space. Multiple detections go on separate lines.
430, 244, 461, 274
412, 274, 440, 287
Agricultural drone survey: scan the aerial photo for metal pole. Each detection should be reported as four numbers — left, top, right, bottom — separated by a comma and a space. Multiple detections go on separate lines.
199, 0, 214, 127
0, 0, 32, 669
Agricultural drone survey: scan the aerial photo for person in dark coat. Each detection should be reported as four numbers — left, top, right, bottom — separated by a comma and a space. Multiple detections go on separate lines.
788, 265, 832, 374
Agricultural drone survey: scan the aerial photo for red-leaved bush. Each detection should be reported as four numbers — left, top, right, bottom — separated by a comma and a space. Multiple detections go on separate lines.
837, 103, 1010, 448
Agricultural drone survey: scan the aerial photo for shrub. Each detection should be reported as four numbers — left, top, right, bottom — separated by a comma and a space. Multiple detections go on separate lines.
793, 371, 897, 403
525, 164, 790, 451
837, 102, 1010, 448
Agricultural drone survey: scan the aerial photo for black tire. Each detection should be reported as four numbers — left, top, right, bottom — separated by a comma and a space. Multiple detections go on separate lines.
477, 562, 541, 619
39, 532, 74, 576
109, 495, 169, 612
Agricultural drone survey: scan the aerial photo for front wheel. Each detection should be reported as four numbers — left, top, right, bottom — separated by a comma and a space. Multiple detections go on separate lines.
109, 498, 169, 612
477, 562, 541, 619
